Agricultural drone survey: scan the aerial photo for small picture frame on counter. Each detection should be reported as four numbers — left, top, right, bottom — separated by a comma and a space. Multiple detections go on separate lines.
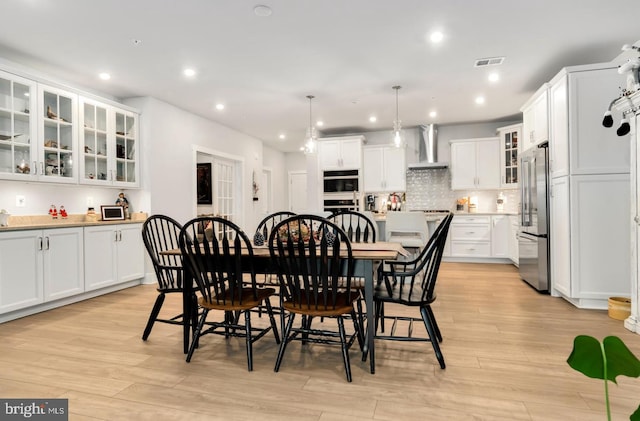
100, 205, 125, 221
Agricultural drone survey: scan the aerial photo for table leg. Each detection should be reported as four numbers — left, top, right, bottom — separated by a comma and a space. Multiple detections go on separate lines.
183, 268, 192, 354
363, 259, 376, 374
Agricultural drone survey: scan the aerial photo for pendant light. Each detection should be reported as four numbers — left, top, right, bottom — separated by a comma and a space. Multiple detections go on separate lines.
391, 85, 404, 148
303, 95, 317, 154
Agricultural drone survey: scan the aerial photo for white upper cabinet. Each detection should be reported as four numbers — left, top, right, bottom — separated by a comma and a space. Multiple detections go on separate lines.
549, 65, 629, 178
38, 84, 79, 183
80, 97, 139, 187
0, 70, 37, 181
521, 84, 549, 152
450, 137, 500, 190
363, 146, 406, 192
497, 123, 521, 189
317, 136, 363, 170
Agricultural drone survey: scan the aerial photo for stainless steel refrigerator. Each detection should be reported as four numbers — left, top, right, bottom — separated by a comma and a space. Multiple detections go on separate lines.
519, 142, 550, 292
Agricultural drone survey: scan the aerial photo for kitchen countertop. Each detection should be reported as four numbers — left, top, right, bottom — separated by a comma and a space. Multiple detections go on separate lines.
372, 211, 518, 222
0, 213, 147, 232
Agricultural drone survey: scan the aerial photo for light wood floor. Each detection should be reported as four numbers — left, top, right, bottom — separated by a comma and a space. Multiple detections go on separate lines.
1, 262, 639, 420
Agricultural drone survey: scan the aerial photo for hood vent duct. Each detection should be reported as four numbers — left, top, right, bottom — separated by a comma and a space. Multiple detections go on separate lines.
408, 124, 448, 169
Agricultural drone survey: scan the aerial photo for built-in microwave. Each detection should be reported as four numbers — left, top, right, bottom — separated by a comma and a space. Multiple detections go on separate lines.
323, 169, 359, 193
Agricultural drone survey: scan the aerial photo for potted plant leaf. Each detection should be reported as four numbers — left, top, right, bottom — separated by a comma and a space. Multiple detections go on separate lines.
567, 335, 640, 420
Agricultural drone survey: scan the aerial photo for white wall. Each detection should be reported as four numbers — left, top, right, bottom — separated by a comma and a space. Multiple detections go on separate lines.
263, 145, 287, 213
123, 96, 274, 234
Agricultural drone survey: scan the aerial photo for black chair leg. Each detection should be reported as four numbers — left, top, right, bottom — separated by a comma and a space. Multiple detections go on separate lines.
337, 316, 352, 382
244, 311, 253, 371
275, 313, 296, 373
350, 309, 364, 352
142, 293, 165, 340
264, 298, 281, 344
186, 309, 209, 363
420, 306, 445, 369
191, 293, 200, 348
425, 305, 442, 343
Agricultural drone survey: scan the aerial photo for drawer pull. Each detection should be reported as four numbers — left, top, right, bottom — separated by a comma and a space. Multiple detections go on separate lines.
466, 231, 476, 234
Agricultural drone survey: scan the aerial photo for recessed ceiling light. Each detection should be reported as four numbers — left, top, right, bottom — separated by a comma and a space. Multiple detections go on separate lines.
254, 5, 272, 16
24, 92, 30, 97
430, 31, 444, 43
316, 120, 324, 127
131, 39, 143, 46
279, 134, 286, 140
299, 146, 305, 151
183, 68, 196, 77
429, 111, 437, 118
369, 116, 377, 123
475, 96, 486, 105
215, 103, 225, 110
488, 72, 500, 83
99, 72, 111, 81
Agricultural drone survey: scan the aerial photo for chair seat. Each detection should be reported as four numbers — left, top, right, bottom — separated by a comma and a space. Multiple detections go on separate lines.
284, 290, 360, 317
375, 282, 436, 306
199, 287, 276, 311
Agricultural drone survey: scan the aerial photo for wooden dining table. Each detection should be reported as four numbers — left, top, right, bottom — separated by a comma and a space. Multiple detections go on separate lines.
162, 241, 408, 374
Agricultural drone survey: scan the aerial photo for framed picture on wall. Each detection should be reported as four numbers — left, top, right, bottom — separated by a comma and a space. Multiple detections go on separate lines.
197, 162, 212, 205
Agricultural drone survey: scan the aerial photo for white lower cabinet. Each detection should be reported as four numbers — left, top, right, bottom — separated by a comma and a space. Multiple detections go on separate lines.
508, 215, 519, 266
84, 223, 144, 291
550, 174, 630, 308
490, 215, 509, 258
450, 215, 491, 258
0, 227, 83, 314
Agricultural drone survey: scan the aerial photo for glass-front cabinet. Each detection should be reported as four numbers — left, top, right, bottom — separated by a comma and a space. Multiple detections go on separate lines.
79, 97, 138, 187
0, 70, 37, 180
114, 110, 137, 185
497, 123, 521, 189
38, 84, 78, 183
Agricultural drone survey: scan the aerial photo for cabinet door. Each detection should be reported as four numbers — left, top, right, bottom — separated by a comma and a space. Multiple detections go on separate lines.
568, 69, 628, 175
114, 110, 139, 186
450, 142, 477, 189
570, 174, 630, 299
340, 138, 362, 169
550, 76, 569, 178
43, 227, 84, 301
80, 98, 110, 184
0, 230, 43, 313
509, 215, 519, 265
533, 90, 549, 145
38, 84, 78, 183
498, 125, 520, 189
84, 225, 118, 291
317, 140, 340, 169
491, 215, 509, 257
363, 147, 384, 191
116, 224, 144, 282
550, 176, 571, 296
522, 105, 535, 152
476, 139, 500, 189
383, 147, 406, 191
0, 70, 37, 181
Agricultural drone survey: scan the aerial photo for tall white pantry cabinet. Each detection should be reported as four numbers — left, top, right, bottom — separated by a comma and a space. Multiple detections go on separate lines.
546, 63, 630, 309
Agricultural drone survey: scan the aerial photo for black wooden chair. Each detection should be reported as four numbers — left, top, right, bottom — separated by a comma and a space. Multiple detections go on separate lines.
179, 216, 280, 370
373, 212, 453, 370
328, 210, 376, 243
141, 215, 196, 346
254, 211, 296, 245
268, 214, 364, 382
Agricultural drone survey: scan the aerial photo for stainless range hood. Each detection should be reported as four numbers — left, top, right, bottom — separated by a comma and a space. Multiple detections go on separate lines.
407, 124, 448, 169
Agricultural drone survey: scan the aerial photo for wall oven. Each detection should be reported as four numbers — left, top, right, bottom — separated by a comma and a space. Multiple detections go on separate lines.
323, 170, 360, 212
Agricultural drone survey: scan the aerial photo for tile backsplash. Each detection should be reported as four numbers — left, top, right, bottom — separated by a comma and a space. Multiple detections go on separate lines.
405, 168, 519, 213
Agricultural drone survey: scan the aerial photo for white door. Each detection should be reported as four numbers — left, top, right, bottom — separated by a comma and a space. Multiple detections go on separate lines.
289, 171, 307, 213
117, 224, 145, 283
213, 157, 236, 221
0, 230, 43, 313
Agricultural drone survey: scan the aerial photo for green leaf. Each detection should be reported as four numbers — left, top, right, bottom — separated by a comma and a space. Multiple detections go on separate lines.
631, 404, 640, 421
602, 336, 640, 383
567, 335, 605, 380
566, 335, 640, 384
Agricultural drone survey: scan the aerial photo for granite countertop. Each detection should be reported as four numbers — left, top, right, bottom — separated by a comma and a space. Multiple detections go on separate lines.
372, 210, 518, 222
0, 213, 148, 232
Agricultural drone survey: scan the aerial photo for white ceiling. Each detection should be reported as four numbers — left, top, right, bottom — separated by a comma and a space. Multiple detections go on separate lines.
0, 0, 638, 152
